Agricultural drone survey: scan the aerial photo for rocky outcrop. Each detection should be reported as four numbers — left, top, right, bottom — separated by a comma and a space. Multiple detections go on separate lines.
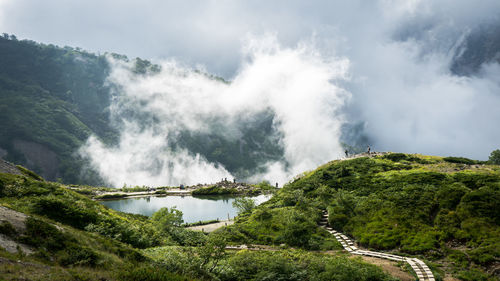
0, 206, 34, 254
0, 159, 22, 176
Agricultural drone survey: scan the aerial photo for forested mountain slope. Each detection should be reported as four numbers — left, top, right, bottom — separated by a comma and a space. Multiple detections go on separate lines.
0, 34, 114, 184
0, 35, 284, 185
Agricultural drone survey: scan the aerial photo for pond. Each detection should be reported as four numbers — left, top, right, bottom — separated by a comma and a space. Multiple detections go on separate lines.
100, 194, 271, 223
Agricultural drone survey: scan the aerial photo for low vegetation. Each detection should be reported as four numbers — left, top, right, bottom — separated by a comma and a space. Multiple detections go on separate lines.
218, 153, 499, 280
1, 152, 499, 280
192, 181, 277, 196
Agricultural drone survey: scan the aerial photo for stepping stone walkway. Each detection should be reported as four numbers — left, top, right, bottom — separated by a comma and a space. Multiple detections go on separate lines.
320, 211, 435, 281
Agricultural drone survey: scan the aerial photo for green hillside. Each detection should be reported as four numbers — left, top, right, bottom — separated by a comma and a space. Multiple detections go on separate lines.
0, 34, 115, 185
0, 164, 398, 280
1, 153, 499, 280
219, 153, 500, 280
0, 35, 284, 186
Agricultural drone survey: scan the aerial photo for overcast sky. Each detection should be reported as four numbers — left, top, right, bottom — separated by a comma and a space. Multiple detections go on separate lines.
1, 0, 500, 167
1, 0, 497, 78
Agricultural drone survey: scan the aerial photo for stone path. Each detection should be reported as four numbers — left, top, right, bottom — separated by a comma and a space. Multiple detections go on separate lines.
320, 211, 435, 281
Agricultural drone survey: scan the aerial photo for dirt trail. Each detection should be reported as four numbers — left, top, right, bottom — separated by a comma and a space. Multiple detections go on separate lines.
187, 220, 234, 232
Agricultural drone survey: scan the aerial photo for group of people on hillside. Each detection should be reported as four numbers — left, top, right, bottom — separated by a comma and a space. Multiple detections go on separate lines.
344, 145, 371, 158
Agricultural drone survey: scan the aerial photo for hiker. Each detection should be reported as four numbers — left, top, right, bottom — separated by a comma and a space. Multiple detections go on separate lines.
367, 145, 371, 154
345, 149, 348, 157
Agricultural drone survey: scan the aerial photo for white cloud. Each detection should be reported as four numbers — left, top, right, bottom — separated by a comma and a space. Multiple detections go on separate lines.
80, 36, 350, 187
3, 0, 500, 184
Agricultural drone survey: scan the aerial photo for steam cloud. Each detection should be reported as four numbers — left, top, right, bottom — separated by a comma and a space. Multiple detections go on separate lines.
70, 0, 500, 187
81, 37, 350, 187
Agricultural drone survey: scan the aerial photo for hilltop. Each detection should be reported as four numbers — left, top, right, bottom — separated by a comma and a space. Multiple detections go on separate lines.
218, 153, 500, 280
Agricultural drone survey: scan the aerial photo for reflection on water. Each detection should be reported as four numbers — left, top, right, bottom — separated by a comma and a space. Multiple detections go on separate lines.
100, 194, 271, 223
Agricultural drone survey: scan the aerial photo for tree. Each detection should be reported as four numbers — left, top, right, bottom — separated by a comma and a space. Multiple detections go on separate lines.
198, 234, 226, 273
232, 197, 256, 215
151, 206, 183, 232
489, 149, 500, 165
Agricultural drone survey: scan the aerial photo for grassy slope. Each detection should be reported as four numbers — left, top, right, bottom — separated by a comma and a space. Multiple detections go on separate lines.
220, 153, 500, 280
0, 36, 114, 185
0, 168, 398, 281
0, 171, 196, 280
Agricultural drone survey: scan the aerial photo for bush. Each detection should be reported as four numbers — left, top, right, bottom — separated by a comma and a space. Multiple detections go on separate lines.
218, 250, 395, 281
0, 220, 17, 237
94, 193, 127, 199
443, 157, 477, 165
19, 217, 66, 251
457, 268, 490, 281
281, 213, 315, 247
58, 244, 99, 266
152, 207, 184, 232
192, 185, 238, 195
85, 219, 159, 248
232, 197, 256, 215
119, 265, 191, 281
32, 195, 98, 229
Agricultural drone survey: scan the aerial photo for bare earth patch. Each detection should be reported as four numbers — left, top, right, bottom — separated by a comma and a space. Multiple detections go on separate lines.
357, 256, 414, 281
0, 205, 34, 254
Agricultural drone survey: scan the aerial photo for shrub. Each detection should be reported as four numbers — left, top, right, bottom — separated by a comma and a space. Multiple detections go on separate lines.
443, 157, 477, 165
16, 165, 43, 181
457, 268, 490, 281
232, 197, 256, 215
281, 213, 315, 247
85, 219, 159, 248
32, 195, 98, 229
119, 265, 191, 281
58, 244, 99, 266
94, 193, 127, 199
19, 217, 66, 252
0, 220, 17, 237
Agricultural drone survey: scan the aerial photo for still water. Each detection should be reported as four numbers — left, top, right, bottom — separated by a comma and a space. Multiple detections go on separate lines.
100, 194, 271, 223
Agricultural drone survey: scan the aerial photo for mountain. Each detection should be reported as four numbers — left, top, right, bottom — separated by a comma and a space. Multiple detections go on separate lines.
0, 34, 115, 185
1, 27, 499, 186
0, 35, 284, 185
451, 23, 500, 76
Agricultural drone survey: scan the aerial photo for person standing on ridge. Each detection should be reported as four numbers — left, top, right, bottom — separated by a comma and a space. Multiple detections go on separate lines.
345, 149, 349, 157
367, 145, 371, 154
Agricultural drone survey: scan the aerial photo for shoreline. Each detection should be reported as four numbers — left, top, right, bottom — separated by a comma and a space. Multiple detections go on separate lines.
91, 188, 275, 201
94, 189, 192, 200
